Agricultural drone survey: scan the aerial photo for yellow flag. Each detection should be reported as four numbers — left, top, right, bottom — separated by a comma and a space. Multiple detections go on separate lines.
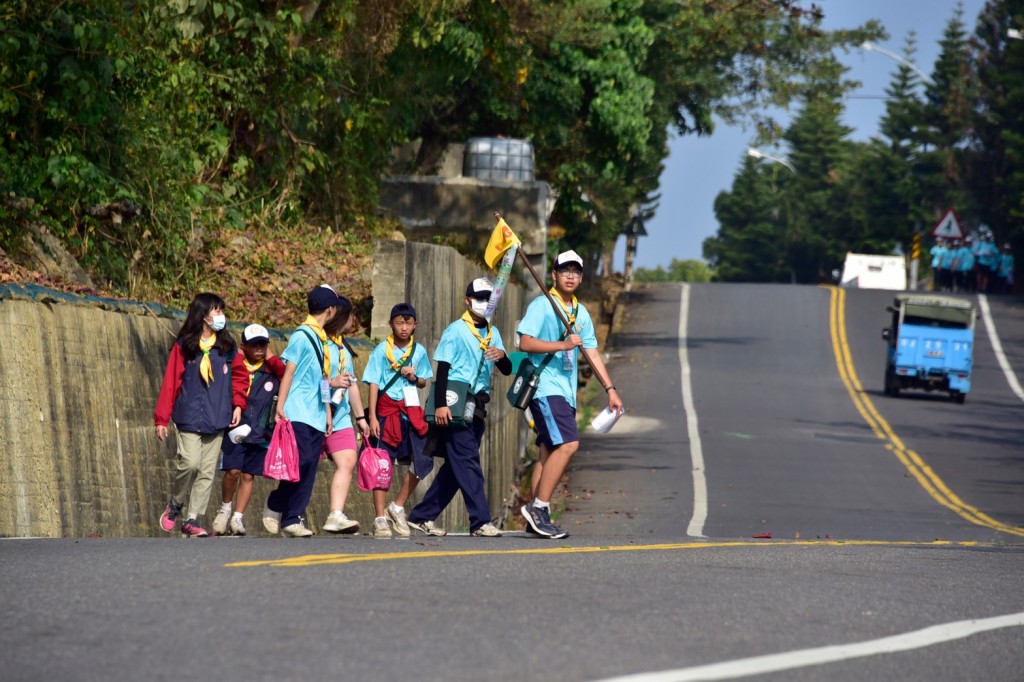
484, 217, 521, 269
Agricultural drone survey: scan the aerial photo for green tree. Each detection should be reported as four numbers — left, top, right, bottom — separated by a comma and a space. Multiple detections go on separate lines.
846, 33, 929, 255
917, 5, 974, 223
634, 258, 712, 282
781, 66, 856, 282
704, 155, 791, 282
968, 0, 1024, 258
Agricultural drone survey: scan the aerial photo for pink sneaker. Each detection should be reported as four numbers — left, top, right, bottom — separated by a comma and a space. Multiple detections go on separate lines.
181, 519, 209, 537
159, 502, 181, 533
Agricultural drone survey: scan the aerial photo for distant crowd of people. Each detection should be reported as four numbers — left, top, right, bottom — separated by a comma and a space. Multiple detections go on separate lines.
930, 229, 1014, 294
152, 250, 621, 541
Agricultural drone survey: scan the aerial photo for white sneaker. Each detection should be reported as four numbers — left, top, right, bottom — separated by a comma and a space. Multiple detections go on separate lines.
472, 522, 501, 537
262, 503, 282, 534
281, 522, 314, 538
212, 507, 231, 536
386, 502, 411, 537
229, 516, 246, 536
323, 510, 360, 534
372, 517, 392, 539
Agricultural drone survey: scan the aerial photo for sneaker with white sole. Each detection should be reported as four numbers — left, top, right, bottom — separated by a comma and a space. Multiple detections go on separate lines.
262, 503, 282, 534
408, 519, 447, 537
212, 507, 231, 536
472, 522, 502, 537
521, 503, 568, 539
372, 517, 392, 539
159, 501, 182, 533
229, 516, 246, 536
281, 522, 314, 537
386, 503, 411, 537
323, 510, 360, 534
181, 518, 209, 537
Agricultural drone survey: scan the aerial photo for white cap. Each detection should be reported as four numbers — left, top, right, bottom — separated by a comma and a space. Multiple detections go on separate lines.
242, 324, 270, 344
554, 249, 584, 269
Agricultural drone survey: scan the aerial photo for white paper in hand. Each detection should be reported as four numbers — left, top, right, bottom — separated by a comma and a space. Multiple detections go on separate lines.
228, 424, 251, 443
590, 406, 624, 434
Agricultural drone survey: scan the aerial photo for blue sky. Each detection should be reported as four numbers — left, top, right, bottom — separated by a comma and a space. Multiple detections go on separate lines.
618, 0, 989, 271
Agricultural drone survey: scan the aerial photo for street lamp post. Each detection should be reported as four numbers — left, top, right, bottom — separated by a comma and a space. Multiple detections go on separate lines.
860, 41, 934, 85
747, 147, 795, 174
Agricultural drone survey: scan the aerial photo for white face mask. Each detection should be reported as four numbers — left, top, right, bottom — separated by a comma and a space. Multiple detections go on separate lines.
469, 299, 489, 317
209, 313, 227, 331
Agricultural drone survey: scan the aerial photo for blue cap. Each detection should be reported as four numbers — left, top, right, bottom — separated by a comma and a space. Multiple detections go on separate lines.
307, 284, 343, 312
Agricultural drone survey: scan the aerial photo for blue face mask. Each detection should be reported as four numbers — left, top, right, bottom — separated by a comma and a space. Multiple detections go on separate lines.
209, 313, 227, 332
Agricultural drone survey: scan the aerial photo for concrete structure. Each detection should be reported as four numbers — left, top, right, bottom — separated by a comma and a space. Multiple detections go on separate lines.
378, 141, 555, 296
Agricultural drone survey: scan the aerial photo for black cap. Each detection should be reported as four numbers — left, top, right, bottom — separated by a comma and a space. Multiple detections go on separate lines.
390, 302, 417, 320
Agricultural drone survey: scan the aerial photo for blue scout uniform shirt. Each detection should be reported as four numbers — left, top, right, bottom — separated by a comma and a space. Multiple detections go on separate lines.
328, 340, 355, 432
280, 325, 329, 432
999, 252, 1014, 278
930, 244, 945, 268
939, 246, 957, 270
956, 247, 975, 272
362, 341, 433, 401
516, 294, 598, 409
433, 318, 506, 394
978, 241, 999, 268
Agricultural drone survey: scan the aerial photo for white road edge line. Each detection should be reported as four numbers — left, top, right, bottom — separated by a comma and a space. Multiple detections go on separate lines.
680, 284, 708, 538
592, 611, 1024, 682
977, 294, 1024, 402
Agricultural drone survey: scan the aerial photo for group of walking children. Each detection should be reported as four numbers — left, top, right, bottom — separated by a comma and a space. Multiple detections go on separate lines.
153, 250, 622, 540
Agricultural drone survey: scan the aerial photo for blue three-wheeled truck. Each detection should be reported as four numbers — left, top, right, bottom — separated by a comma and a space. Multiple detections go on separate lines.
881, 294, 976, 403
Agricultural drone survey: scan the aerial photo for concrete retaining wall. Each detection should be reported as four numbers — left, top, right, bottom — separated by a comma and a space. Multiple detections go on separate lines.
0, 241, 525, 537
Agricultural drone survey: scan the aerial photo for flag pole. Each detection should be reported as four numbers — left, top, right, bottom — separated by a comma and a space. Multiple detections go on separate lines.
496, 212, 601, 370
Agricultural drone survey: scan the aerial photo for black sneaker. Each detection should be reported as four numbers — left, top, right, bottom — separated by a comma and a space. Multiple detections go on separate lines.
521, 503, 568, 539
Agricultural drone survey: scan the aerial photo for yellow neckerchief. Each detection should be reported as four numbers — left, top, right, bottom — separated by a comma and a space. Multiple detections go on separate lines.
243, 358, 264, 391
301, 315, 330, 377
549, 287, 579, 330
328, 334, 350, 375
461, 311, 493, 350
385, 334, 414, 371
199, 334, 216, 384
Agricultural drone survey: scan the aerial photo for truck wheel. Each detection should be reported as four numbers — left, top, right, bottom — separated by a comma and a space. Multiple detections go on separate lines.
884, 368, 900, 397
952, 391, 966, 404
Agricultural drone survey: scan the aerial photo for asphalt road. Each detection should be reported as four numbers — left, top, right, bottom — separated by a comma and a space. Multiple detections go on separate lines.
3, 283, 1023, 682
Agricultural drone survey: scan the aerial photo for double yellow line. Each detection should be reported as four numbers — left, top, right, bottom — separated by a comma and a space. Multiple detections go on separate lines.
827, 286, 1024, 537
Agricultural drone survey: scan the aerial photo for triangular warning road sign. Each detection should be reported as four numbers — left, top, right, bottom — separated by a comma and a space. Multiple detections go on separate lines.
931, 209, 963, 239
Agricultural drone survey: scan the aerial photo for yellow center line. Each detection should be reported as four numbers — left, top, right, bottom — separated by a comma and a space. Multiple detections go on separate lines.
225, 539, 992, 568
825, 285, 1024, 537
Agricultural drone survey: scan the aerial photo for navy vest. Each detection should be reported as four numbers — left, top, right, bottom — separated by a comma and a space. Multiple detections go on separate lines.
239, 365, 280, 444
171, 339, 237, 434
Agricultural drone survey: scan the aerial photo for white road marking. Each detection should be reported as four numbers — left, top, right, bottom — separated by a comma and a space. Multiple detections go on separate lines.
680, 284, 708, 538
977, 294, 1024, 402
592, 611, 1024, 682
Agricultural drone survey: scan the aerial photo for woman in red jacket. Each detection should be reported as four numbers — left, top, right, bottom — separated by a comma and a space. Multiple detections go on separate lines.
154, 293, 248, 537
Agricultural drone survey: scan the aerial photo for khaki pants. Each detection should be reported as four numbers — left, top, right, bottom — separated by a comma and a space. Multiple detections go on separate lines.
172, 431, 224, 521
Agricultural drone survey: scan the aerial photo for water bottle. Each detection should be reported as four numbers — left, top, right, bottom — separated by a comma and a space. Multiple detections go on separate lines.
267, 395, 279, 429
513, 373, 541, 410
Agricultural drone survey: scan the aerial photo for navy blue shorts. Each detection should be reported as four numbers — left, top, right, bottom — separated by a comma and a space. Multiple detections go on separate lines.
220, 441, 267, 476
529, 395, 579, 449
